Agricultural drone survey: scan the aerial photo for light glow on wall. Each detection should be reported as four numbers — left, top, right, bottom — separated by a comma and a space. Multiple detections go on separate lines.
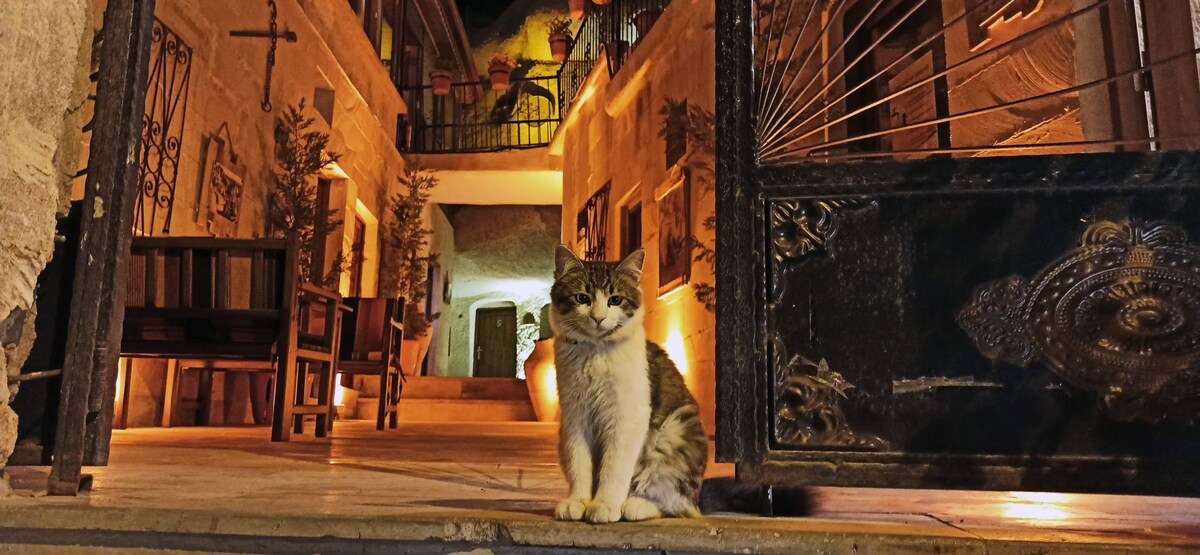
1000, 492, 1075, 522
664, 328, 689, 379
334, 374, 346, 406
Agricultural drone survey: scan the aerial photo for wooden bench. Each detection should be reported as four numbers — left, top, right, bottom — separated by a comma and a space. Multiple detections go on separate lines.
120, 237, 344, 441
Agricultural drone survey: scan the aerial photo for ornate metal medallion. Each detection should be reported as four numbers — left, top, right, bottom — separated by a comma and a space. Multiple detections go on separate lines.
960, 220, 1200, 422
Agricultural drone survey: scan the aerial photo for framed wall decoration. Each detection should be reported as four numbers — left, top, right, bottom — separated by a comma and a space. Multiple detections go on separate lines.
655, 165, 689, 297
205, 159, 243, 237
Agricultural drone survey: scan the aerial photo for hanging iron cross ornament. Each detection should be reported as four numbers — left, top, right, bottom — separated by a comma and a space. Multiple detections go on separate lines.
229, 0, 297, 112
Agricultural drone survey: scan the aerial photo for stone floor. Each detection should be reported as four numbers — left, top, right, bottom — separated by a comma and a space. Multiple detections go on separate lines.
3, 421, 1200, 553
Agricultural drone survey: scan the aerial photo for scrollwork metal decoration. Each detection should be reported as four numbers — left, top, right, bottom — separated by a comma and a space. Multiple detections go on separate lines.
959, 219, 1200, 423
773, 337, 890, 450
135, 18, 192, 236
771, 198, 873, 263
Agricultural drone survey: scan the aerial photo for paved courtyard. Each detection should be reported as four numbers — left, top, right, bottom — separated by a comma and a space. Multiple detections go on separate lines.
3, 421, 1200, 553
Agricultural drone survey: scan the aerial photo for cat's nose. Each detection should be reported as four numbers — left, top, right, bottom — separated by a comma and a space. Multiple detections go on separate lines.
591, 316, 604, 326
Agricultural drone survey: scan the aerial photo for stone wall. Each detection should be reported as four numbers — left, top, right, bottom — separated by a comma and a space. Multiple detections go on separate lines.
0, 1, 93, 491
554, 0, 718, 433
434, 205, 561, 378
79, 0, 412, 427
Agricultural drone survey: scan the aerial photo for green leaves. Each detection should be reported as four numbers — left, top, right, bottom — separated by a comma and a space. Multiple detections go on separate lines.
269, 99, 343, 286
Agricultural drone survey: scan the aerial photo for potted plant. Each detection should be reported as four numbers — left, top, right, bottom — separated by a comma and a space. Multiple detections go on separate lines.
546, 17, 573, 63
632, 8, 663, 41
429, 68, 453, 96
386, 166, 439, 375
488, 52, 515, 92
568, 0, 585, 19
268, 99, 344, 287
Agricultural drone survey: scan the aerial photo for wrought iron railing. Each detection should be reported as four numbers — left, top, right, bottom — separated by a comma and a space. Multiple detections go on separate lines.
558, 0, 671, 117
396, 0, 671, 154
398, 75, 561, 153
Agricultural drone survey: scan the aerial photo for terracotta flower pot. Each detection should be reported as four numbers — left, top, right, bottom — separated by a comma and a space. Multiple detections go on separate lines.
430, 70, 452, 96
549, 34, 570, 63
569, 0, 585, 19
489, 64, 512, 92
592, 0, 610, 5
523, 339, 560, 422
400, 329, 433, 377
633, 8, 662, 41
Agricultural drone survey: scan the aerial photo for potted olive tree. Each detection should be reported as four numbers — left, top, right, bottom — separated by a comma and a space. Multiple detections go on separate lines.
386, 166, 439, 376
546, 17, 573, 63
488, 52, 515, 92
269, 99, 343, 286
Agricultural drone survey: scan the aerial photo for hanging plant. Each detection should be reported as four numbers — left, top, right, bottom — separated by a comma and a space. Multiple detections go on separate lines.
488, 52, 515, 92
569, 0, 585, 19
546, 17, 573, 63
430, 69, 453, 96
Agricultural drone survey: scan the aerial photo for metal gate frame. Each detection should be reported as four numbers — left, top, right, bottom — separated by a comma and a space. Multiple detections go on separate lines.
48, 0, 156, 496
714, 0, 1200, 495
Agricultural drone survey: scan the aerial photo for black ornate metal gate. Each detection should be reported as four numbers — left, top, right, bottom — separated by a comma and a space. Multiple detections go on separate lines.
716, 0, 1200, 495
134, 18, 192, 236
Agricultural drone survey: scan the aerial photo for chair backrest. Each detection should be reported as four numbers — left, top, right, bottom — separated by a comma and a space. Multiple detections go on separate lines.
125, 237, 293, 311
339, 297, 403, 363
121, 237, 298, 360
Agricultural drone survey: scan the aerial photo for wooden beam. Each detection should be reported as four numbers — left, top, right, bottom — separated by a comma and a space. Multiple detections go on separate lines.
48, 0, 156, 496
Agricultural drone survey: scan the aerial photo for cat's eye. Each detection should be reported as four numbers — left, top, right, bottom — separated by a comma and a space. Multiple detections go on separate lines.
574, 294, 591, 305
608, 296, 623, 307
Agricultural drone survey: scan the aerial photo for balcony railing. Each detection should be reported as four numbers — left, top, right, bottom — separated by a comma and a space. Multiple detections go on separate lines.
559, 0, 671, 117
397, 0, 670, 154
398, 75, 561, 154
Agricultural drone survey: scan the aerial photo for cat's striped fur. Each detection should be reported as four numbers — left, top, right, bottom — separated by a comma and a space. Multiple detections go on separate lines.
549, 246, 708, 523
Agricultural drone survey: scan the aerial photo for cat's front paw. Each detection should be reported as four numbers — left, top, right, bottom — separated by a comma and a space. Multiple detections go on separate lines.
555, 497, 589, 521
583, 499, 622, 524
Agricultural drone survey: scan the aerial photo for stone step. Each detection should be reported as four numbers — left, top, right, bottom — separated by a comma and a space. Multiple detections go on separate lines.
353, 397, 536, 422
403, 376, 532, 401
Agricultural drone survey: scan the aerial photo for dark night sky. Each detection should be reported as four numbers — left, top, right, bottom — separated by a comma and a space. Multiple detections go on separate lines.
456, 0, 520, 32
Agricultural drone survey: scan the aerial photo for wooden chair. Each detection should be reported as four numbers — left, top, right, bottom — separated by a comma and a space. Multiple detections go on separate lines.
120, 236, 345, 442
337, 297, 405, 430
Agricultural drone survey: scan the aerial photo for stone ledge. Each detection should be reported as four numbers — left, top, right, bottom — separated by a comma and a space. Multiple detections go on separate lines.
0, 502, 1190, 555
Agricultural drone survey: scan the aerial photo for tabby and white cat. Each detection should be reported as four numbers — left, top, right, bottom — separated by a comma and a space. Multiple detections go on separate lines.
549, 246, 708, 523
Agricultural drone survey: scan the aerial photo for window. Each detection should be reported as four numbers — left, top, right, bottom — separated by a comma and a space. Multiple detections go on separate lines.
314, 88, 335, 125
577, 182, 611, 261
620, 202, 642, 259
347, 215, 366, 297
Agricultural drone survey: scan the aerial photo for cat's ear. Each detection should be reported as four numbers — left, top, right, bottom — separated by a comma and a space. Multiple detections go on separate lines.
617, 249, 646, 276
555, 245, 585, 278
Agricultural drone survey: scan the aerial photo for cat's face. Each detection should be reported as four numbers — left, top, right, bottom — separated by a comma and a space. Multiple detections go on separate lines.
550, 246, 646, 343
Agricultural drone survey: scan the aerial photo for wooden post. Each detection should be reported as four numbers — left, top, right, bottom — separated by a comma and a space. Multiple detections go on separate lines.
161, 359, 179, 428
271, 235, 300, 442
48, 0, 156, 495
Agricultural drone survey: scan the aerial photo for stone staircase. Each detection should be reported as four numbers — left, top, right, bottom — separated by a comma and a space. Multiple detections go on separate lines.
351, 376, 537, 423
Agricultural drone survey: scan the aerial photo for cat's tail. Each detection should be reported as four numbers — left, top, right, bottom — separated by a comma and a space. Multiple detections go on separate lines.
698, 477, 814, 517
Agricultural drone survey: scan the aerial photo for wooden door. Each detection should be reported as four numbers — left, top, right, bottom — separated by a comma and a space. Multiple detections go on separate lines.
474, 307, 517, 378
